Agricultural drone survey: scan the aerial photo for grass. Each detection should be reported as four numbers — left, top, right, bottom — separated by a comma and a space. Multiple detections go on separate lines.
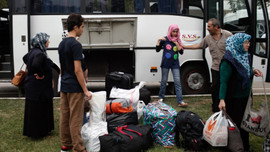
0, 95, 268, 152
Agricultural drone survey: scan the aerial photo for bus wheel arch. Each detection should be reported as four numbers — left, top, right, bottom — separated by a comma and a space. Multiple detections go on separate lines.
180, 62, 210, 95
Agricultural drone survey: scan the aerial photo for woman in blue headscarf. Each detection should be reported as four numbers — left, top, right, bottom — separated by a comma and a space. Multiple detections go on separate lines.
218, 33, 262, 151
22, 32, 60, 138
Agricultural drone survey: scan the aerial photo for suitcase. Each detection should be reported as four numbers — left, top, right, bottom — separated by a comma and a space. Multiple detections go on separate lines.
143, 101, 177, 147
139, 87, 151, 105
105, 71, 134, 99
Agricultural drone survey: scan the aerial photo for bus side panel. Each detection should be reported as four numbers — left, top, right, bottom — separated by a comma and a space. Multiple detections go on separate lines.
135, 49, 205, 82
135, 49, 162, 82
253, 55, 267, 81
12, 15, 28, 75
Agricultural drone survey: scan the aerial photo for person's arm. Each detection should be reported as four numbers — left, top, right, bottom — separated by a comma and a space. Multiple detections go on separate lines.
182, 43, 201, 49
32, 53, 45, 77
218, 60, 233, 111
156, 37, 166, 52
173, 41, 182, 51
84, 68, 88, 83
48, 58, 60, 74
74, 60, 92, 100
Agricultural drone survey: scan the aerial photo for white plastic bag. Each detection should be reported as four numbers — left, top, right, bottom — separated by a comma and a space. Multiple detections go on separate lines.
203, 111, 228, 147
109, 81, 146, 109
136, 100, 145, 119
81, 91, 108, 152
88, 91, 107, 124
81, 121, 107, 152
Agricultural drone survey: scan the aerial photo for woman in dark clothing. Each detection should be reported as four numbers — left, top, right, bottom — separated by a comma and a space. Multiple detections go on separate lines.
218, 33, 262, 151
23, 32, 60, 138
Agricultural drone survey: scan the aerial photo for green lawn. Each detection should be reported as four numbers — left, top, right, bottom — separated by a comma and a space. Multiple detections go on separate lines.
0, 95, 268, 152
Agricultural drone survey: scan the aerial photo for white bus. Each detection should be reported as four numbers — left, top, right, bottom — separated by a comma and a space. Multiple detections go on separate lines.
1, 0, 269, 95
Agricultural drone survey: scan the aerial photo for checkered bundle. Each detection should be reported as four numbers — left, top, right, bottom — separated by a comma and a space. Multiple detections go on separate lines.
143, 101, 177, 147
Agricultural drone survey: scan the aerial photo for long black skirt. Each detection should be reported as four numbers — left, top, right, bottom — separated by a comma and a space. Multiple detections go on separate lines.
23, 98, 54, 138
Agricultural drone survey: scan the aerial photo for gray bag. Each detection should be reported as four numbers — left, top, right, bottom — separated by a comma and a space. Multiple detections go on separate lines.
241, 77, 270, 137
224, 110, 244, 152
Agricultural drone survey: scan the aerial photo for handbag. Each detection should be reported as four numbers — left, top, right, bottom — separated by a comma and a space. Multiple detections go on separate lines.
241, 76, 270, 137
203, 110, 228, 147
11, 63, 27, 87
223, 110, 244, 152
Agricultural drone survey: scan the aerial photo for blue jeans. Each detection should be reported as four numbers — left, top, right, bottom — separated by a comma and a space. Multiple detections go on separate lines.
158, 68, 184, 104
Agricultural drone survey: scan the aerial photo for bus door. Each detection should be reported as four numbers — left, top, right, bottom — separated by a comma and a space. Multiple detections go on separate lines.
250, 0, 269, 82
220, 0, 269, 82
209, 0, 270, 82
0, 8, 10, 80
10, 0, 29, 76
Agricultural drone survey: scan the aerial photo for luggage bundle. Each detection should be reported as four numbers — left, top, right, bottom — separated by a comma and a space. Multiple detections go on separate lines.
101, 72, 153, 152
106, 71, 151, 107
175, 110, 205, 151
143, 101, 177, 147
99, 124, 153, 152
106, 111, 139, 133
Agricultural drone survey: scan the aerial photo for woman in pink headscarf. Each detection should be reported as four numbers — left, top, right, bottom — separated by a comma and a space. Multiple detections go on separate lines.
156, 24, 187, 107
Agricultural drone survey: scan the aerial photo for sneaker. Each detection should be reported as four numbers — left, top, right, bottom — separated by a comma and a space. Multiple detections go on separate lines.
158, 99, 163, 102
61, 146, 73, 152
177, 102, 188, 107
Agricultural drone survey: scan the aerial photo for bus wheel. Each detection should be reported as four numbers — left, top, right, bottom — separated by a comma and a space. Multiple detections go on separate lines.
181, 65, 210, 95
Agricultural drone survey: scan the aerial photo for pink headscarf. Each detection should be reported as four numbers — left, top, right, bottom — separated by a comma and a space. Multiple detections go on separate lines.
167, 24, 181, 44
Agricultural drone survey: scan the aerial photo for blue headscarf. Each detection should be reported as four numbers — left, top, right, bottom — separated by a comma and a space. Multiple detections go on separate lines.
31, 32, 50, 55
223, 33, 251, 88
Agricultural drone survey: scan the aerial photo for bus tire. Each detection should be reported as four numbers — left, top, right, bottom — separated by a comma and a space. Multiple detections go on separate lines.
181, 65, 210, 95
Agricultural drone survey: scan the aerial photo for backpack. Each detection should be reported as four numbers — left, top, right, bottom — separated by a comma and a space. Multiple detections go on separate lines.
176, 110, 205, 151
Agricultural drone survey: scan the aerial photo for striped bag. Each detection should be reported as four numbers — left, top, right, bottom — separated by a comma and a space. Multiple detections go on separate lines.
143, 101, 177, 147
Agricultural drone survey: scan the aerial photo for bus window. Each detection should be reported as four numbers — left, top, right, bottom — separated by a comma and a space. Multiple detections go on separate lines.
31, 0, 80, 14
254, 0, 267, 57
84, 0, 107, 13
188, 6, 203, 17
207, 0, 219, 20
13, 0, 26, 13
182, 0, 203, 17
223, 0, 249, 34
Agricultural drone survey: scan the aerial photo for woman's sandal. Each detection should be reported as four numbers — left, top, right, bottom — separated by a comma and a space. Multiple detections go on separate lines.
178, 102, 188, 107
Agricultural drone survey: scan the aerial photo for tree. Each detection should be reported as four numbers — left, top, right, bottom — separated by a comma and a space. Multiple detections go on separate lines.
228, 0, 270, 13
0, 0, 7, 9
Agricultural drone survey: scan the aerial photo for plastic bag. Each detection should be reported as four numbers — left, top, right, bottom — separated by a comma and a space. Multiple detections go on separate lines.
110, 81, 146, 109
81, 91, 108, 152
203, 111, 228, 147
136, 100, 145, 119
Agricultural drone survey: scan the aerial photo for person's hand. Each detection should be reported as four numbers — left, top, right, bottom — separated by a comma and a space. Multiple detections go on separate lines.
161, 37, 166, 41
157, 37, 166, 45
84, 91, 92, 101
34, 74, 44, 79
253, 69, 263, 77
219, 99, 226, 111
173, 41, 179, 45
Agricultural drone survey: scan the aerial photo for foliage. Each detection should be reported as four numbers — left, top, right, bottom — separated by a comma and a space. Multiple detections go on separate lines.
228, 0, 270, 12
0, 95, 269, 152
0, 0, 7, 9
